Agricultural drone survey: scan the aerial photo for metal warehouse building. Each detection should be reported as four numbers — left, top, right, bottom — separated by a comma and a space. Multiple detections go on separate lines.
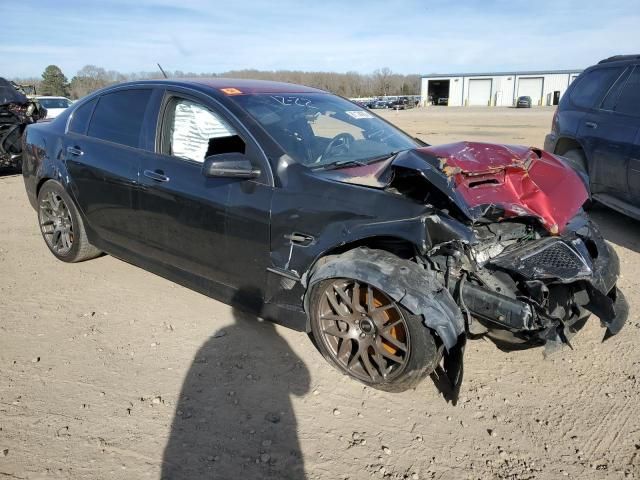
421, 70, 583, 107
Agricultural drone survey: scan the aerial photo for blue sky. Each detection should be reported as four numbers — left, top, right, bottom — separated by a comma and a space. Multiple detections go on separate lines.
2, 0, 639, 78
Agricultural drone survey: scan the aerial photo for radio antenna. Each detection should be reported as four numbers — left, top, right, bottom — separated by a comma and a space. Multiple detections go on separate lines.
157, 63, 168, 79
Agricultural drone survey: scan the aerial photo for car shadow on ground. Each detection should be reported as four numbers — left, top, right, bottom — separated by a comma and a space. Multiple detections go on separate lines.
589, 205, 640, 254
161, 290, 310, 479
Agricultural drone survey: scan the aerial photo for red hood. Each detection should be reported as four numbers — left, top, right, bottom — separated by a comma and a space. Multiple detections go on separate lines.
417, 142, 588, 234
321, 141, 588, 234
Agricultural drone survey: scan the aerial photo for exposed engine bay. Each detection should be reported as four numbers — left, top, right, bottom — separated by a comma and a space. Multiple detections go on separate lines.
0, 78, 46, 170
424, 215, 625, 352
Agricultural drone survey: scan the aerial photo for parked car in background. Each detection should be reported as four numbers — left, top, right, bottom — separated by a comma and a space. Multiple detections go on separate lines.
22, 79, 627, 395
516, 96, 532, 108
388, 97, 414, 110
368, 99, 388, 109
36, 96, 73, 119
437, 97, 449, 106
544, 54, 640, 220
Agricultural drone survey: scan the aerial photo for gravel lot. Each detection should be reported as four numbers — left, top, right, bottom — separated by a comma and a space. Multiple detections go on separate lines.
1, 107, 638, 480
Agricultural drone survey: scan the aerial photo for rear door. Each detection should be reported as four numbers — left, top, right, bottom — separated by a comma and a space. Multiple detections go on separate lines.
136, 88, 273, 296
613, 67, 640, 204
574, 66, 629, 195
64, 87, 153, 249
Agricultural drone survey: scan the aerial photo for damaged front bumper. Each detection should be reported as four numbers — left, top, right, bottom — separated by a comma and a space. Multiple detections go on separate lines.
458, 216, 628, 350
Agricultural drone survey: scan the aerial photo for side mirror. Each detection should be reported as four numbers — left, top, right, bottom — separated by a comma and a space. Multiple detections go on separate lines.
202, 153, 260, 179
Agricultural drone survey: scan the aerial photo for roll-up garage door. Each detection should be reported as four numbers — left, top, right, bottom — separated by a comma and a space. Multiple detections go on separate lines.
467, 79, 492, 106
517, 77, 543, 106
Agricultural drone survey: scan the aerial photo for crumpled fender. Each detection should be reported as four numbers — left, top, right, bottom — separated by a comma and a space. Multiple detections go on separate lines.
303, 247, 465, 350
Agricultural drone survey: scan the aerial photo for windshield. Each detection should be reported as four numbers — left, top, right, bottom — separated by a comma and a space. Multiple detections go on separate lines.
230, 93, 417, 168
39, 98, 71, 109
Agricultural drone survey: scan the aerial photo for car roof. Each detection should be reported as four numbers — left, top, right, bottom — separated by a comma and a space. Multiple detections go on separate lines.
115, 78, 327, 95
36, 96, 71, 99
598, 54, 640, 65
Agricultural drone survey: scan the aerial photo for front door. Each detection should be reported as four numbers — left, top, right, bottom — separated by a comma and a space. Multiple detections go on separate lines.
136, 89, 272, 300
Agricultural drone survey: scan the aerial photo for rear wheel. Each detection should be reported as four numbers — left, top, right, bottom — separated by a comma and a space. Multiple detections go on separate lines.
562, 149, 588, 175
309, 277, 439, 392
562, 149, 592, 208
37, 180, 101, 263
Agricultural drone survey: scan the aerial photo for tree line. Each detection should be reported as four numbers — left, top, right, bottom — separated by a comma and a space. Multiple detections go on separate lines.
12, 65, 421, 100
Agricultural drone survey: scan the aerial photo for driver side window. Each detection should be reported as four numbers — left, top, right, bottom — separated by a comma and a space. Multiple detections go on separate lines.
166, 98, 238, 163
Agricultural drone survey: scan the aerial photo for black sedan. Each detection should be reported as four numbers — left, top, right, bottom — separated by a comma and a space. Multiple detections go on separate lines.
22, 79, 627, 394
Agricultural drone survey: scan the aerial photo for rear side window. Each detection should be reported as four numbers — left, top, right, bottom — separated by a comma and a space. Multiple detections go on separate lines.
68, 98, 97, 135
614, 67, 640, 116
570, 67, 623, 109
88, 89, 152, 148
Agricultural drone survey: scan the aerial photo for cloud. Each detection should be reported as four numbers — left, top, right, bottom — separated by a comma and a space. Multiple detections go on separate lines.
1, 0, 639, 78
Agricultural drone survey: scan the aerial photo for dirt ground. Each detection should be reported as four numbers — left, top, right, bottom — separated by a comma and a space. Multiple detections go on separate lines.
1, 107, 639, 480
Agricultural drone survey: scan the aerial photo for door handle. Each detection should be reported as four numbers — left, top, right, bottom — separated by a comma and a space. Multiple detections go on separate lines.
285, 232, 315, 246
143, 169, 170, 182
66, 146, 84, 156
585, 121, 598, 129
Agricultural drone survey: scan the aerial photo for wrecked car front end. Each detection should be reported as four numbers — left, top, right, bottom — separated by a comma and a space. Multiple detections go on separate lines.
0, 78, 46, 170
448, 212, 626, 351
393, 142, 628, 351
327, 141, 628, 352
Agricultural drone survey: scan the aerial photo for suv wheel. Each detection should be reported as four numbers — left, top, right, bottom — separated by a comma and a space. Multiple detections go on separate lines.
562, 149, 588, 176
561, 149, 592, 207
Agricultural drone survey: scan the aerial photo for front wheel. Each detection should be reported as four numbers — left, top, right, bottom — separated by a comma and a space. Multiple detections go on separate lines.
309, 278, 439, 392
37, 180, 101, 263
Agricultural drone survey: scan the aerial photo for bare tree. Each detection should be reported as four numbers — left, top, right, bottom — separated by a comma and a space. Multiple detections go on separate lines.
373, 67, 393, 96
24, 65, 421, 99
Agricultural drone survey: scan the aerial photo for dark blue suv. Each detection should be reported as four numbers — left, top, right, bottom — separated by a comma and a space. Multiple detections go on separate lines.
544, 55, 640, 220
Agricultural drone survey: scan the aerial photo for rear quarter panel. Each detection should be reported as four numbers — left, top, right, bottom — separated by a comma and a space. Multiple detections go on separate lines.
22, 115, 70, 210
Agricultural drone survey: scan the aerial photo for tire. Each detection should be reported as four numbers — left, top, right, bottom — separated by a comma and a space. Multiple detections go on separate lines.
37, 180, 101, 263
309, 276, 439, 392
562, 148, 588, 175
561, 149, 592, 208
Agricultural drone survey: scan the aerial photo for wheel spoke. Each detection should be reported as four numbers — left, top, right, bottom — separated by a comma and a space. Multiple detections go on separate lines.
336, 338, 352, 360
351, 282, 363, 312
378, 346, 404, 365
333, 284, 353, 312
52, 230, 62, 248
346, 348, 362, 369
322, 323, 350, 339
61, 231, 72, 250
361, 350, 381, 382
366, 284, 374, 312
382, 318, 403, 331
380, 330, 407, 352
370, 350, 390, 378
371, 303, 395, 315
325, 290, 348, 316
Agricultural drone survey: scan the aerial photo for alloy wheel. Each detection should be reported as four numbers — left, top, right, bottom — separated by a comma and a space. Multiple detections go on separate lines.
39, 191, 74, 255
316, 279, 411, 383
